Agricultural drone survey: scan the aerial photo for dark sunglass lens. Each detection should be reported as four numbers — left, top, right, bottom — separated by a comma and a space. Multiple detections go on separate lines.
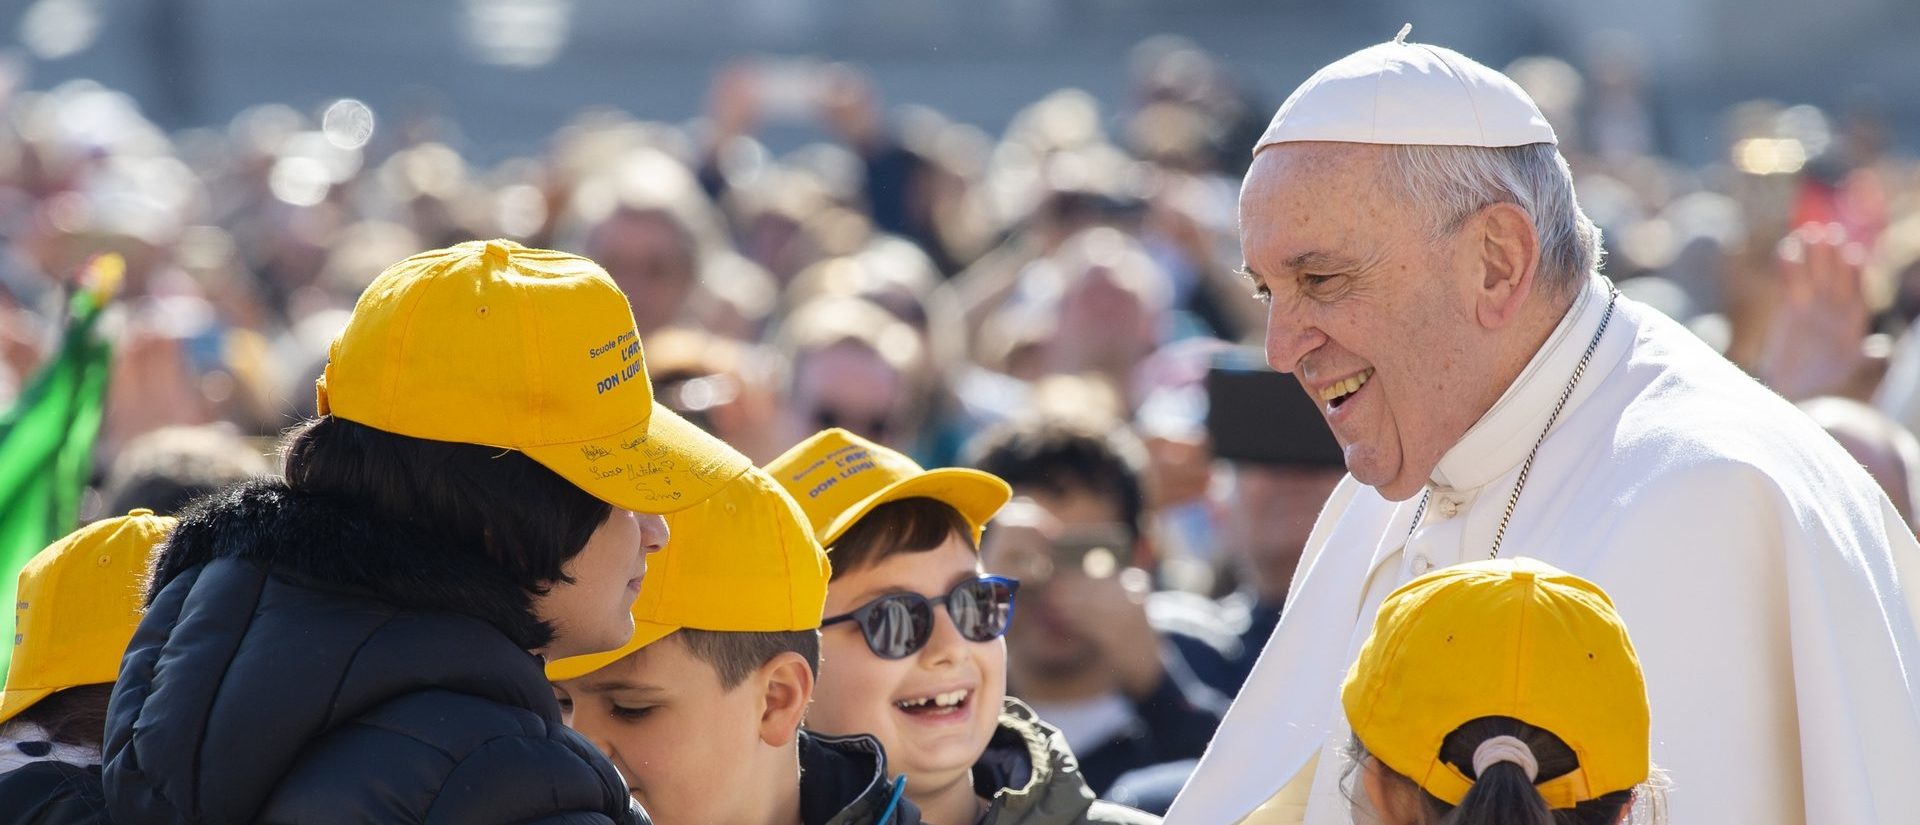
864, 595, 934, 659
950, 579, 1015, 642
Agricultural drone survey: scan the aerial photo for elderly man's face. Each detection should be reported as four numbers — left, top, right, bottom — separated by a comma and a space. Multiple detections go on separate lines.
1240, 143, 1492, 501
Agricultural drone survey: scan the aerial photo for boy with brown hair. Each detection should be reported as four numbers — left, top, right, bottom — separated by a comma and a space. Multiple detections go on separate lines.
548, 466, 919, 825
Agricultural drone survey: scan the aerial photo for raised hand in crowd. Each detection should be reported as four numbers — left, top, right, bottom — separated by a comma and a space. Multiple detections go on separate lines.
1758, 222, 1875, 400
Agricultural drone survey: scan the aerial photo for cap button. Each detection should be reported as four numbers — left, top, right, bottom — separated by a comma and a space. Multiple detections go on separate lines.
483, 239, 515, 266
1510, 569, 1537, 582
128, 508, 155, 517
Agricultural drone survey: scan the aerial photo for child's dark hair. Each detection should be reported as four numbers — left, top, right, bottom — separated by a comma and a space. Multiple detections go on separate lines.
676, 629, 822, 689
965, 417, 1146, 543
827, 497, 976, 581
1347, 716, 1662, 825
9, 684, 114, 750
281, 416, 612, 593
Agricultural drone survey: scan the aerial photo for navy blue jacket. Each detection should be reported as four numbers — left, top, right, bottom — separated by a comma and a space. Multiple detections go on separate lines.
0, 761, 111, 825
104, 481, 648, 825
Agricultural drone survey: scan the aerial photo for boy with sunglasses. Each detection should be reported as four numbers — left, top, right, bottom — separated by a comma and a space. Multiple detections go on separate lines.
547, 467, 922, 825
769, 429, 1158, 825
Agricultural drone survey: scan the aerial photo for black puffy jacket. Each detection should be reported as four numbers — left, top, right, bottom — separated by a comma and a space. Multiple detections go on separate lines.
103, 481, 648, 825
0, 761, 111, 824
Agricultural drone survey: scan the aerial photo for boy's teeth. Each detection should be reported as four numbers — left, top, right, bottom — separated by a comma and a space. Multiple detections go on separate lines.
896, 690, 970, 711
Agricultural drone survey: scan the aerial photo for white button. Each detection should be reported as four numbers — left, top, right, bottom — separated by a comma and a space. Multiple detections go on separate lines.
1411, 555, 1434, 575
1438, 497, 1461, 518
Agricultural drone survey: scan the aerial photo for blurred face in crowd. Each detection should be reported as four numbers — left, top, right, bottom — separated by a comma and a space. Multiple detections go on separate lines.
1224, 463, 1345, 603
1045, 229, 1166, 390
587, 209, 698, 335
1240, 142, 1541, 501
555, 633, 810, 825
979, 489, 1127, 681
1051, 264, 1159, 380
809, 535, 1007, 793
788, 341, 911, 450
533, 509, 665, 659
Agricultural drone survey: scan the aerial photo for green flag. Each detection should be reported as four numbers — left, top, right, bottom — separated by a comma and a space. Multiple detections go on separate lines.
0, 254, 120, 676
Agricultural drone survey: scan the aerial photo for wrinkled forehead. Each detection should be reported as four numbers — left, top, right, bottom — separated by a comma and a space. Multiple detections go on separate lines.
1239, 142, 1405, 262
1240, 142, 1390, 214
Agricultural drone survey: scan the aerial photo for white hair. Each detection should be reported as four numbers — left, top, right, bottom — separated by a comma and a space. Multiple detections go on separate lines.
1383, 143, 1603, 295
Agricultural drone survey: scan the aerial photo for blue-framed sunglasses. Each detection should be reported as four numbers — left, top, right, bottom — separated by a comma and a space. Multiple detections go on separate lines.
822, 575, 1021, 660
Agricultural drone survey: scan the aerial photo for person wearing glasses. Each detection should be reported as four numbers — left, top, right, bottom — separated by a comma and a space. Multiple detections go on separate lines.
965, 417, 1232, 797
768, 429, 1157, 825
547, 467, 923, 825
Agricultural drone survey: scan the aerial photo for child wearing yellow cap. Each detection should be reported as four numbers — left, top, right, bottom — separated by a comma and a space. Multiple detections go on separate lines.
0, 511, 173, 825
103, 241, 753, 825
1342, 558, 1666, 825
547, 466, 920, 825
767, 429, 1157, 825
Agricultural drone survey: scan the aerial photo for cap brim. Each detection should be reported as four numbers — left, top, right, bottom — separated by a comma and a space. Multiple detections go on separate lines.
0, 686, 54, 727
819, 468, 1013, 548
526, 402, 751, 515
545, 619, 679, 682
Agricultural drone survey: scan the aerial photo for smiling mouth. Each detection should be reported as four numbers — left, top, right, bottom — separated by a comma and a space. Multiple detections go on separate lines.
894, 688, 973, 718
1320, 368, 1375, 411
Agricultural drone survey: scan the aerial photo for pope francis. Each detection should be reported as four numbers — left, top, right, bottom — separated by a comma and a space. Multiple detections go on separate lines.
1171, 28, 1920, 825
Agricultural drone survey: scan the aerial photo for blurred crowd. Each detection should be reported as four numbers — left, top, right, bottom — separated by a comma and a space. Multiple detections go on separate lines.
4, 33, 1919, 811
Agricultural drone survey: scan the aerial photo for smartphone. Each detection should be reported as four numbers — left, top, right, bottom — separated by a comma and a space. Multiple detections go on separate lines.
1205, 358, 1345, 468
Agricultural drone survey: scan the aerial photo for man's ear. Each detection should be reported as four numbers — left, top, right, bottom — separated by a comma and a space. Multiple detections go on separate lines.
1470, 202, 1541, 330
756, 651, 816, 748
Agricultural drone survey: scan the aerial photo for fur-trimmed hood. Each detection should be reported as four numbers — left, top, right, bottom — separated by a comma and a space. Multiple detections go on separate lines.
974, 700, 1159, 825
152, 478, 550, 649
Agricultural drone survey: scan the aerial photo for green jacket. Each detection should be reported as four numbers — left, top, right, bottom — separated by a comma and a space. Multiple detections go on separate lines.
974, 700, 1161, 825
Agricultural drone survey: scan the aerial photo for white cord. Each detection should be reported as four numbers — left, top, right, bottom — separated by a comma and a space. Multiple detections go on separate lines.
1471, 735, 1540, 782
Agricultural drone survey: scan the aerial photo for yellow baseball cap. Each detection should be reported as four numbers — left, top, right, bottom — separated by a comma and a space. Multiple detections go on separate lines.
764, 428, 1011, 548
315, 239, 750, 515
545, 466, 829, 681
1341, 558, 1650, 809
3, 510, 176, 724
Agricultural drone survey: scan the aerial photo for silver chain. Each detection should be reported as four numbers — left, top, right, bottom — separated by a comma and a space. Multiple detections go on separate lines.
1405, 288, 1621, 560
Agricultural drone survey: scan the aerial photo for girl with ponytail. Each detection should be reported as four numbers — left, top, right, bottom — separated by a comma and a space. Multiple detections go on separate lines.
1339, 559, 1667, 825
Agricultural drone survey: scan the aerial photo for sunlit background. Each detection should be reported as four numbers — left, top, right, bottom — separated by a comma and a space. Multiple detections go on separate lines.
5, 0, 1918, 162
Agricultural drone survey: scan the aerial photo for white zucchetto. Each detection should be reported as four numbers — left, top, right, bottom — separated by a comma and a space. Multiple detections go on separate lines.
1257, 24, 1558, 151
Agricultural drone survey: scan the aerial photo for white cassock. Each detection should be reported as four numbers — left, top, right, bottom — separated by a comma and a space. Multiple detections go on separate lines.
1166, 275, 1920, 824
